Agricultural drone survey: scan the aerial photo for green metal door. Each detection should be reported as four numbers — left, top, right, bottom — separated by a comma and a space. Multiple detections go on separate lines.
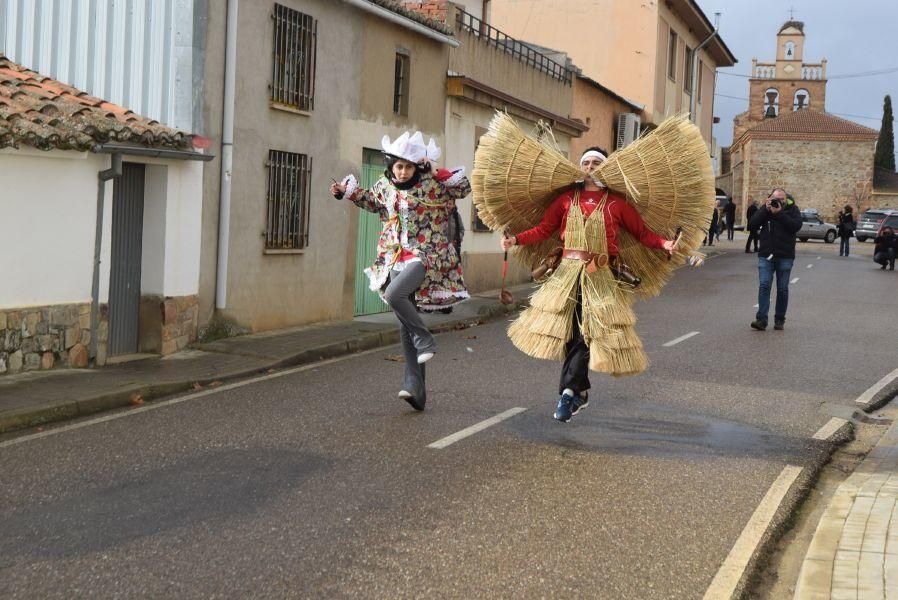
354, 150, 390, 316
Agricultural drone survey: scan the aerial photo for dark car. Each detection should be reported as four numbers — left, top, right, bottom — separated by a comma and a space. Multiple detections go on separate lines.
856, 209, 898, 242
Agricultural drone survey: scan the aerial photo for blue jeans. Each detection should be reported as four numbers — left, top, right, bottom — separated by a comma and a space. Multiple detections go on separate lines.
757, 257, 794, 322
839, 235, 850, 256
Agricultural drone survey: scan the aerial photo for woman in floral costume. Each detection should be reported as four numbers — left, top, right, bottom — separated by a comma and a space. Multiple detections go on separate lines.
330, 132, 470, 411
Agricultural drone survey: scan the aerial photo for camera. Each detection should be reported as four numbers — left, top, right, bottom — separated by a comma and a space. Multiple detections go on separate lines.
769, 198, 782, 209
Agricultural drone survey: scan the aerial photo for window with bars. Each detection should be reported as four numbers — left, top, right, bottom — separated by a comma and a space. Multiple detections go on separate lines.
271, 3, 317, 112
393, 51, 410, 116
265, 150, 312, 251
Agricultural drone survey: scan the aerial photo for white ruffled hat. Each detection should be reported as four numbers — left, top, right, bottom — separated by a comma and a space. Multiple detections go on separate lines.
381, 131, 441, 164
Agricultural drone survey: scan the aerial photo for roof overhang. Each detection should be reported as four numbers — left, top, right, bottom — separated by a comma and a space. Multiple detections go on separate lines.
447, 75, 588, 137
92, 143, 215, 161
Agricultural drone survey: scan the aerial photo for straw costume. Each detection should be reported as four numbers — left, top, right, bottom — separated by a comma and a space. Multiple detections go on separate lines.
472, 113, 714, 421
333, 132, 471, 411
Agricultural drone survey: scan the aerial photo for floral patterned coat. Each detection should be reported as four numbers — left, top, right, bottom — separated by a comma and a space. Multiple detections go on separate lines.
343, 169, 471, 310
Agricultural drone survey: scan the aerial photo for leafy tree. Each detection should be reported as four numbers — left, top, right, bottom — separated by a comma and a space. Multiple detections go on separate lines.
875, 95, 895, 171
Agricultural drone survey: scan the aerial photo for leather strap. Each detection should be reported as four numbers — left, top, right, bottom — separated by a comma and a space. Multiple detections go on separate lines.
562, 249, 609, 267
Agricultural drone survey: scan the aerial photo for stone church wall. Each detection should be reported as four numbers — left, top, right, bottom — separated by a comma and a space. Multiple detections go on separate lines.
745, 138, 875, 222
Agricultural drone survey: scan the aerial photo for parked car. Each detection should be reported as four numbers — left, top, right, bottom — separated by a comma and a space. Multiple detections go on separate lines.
855, 208, 898, 242
797, 210, 837, 243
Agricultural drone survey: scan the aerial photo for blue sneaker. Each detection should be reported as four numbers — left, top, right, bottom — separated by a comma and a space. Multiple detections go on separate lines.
571, 391, 589, 416
554, 392, 575, 423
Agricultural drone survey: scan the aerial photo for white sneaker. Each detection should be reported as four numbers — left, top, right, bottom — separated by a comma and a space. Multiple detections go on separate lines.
398, 390, 413, 399
417, 352, 434, 364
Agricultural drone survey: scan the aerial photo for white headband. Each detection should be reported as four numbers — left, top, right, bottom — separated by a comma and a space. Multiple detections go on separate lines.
580, 150, 607, 163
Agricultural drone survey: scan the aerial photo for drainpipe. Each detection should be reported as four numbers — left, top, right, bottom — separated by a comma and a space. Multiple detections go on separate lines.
690, 12, 721, 123
90, 153, 122, 366
216, 0, 238, 309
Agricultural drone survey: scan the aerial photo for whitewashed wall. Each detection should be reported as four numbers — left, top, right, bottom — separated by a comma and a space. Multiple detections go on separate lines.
0, 0, 198, 131
0, 149, 108, 307
0, 150, 202, 309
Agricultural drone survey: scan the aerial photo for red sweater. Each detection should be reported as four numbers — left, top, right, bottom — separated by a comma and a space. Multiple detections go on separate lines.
515, 190, 666, 255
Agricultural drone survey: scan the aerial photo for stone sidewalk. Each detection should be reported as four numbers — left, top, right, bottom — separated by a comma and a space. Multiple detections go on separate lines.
794, 407, 898, 598
0, 284, 533, 435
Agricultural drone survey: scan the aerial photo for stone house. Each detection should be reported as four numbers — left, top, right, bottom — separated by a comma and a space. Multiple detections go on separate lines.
0, 55, 210, 375
727, 110, 879, 222
720, 20, 884, 224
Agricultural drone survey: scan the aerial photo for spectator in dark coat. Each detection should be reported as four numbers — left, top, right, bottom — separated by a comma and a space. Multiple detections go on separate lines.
837, 205, 855, 257
725, 198, 736, 240
874, 226, 897, 270
745, 198, 760, 252
705, 203, 719, 246
748, 189, 803, 331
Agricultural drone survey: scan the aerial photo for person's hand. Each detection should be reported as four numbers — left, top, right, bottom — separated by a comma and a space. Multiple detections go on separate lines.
501, 234, 517, 251
419, 160, 436, 175
769, 201, 783, 215
662, 239, 678, 255
329, 181, 346, 198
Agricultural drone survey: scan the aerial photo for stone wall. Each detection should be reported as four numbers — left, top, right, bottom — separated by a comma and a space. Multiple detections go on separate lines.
161, 295, 199, 355
745, 138, 875, 222
0, 303, 105, 375
0, 294, 198, 376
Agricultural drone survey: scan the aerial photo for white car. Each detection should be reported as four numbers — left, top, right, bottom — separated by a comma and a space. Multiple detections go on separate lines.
797, 211, 837, 243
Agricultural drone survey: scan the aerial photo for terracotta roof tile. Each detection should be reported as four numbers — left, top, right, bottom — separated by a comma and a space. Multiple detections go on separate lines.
747, 110, 879, 137
0, 53, 191, 152
369, 0, 454, 35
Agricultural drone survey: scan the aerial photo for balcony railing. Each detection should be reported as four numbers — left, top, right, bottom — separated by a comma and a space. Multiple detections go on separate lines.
454, 10, 573, 85
752, 60, 827, 80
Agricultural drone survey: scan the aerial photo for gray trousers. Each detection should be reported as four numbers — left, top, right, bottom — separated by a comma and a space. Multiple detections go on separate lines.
385, 263, 435, 400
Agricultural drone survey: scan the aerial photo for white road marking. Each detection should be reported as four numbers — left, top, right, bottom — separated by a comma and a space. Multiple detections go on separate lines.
0, 346, 391, 449
662, 331, 700, 347
812, 417, 849, 441
427, 407, 528, 449
790, 277, 799, 284
807, 264, 814, 269
817, 256, 821, 260
703, 465, 803, 599
855, 366, 898, 406
753, 304, 759, 308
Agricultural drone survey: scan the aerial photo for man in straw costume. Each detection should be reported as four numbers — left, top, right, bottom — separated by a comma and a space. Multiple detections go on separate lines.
471, 113, 714, 423
501, 148, 677, 422
330, 132, 470, 411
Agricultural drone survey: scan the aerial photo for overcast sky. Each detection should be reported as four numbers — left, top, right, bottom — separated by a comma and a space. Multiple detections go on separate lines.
694, 0, 898, 163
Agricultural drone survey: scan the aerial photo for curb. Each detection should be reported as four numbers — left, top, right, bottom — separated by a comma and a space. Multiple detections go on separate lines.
0, 298, 530, 435
708, 419, 855, 599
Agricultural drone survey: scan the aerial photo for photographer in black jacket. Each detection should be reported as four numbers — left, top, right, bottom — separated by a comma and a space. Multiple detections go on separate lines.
748, 188, 803, 331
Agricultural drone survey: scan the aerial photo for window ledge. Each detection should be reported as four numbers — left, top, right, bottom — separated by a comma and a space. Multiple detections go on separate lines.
264, 248, 307, 255
270, 102, 312, 117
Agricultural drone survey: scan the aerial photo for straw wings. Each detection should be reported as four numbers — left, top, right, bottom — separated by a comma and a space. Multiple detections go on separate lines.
471, 111, 715, 298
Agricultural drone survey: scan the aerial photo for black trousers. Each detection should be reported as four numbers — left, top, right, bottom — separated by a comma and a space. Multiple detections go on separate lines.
875, 249, 896, 268
745, 229, 759, 251
559, 289, 590, 395
726, 223, 735, 240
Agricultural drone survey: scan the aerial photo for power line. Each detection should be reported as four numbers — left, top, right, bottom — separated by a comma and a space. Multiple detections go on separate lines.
712, 92, 882, 121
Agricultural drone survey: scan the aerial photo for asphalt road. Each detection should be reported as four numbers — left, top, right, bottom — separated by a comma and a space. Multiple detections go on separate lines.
1, 236, 895, 599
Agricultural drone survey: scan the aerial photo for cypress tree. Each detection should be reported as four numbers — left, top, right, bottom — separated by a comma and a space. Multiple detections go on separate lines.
875, 95, 896, 171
